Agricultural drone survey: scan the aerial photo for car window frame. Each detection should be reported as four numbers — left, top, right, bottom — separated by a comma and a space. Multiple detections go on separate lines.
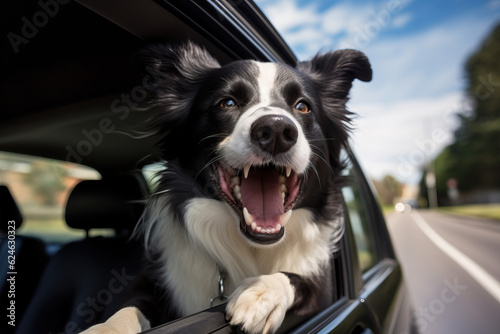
343, 147, 396, 278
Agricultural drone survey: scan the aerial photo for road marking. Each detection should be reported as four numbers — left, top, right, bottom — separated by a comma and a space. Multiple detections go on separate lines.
412, 210, 500, 304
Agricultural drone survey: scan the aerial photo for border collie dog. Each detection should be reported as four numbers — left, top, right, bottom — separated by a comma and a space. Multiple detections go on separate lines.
84, 42, 371, 334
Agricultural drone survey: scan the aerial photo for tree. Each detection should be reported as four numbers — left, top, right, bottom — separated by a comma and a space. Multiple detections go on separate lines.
23, 161, 67, 206
430, 22, 500, 199
373, 174, 402, 206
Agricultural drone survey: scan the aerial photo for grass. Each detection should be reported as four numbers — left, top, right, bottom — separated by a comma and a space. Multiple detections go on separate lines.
382, 205, 395, 216
436, 204, 500, 221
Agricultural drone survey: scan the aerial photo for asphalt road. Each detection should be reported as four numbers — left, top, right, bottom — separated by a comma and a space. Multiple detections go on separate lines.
386, 210, 500, 334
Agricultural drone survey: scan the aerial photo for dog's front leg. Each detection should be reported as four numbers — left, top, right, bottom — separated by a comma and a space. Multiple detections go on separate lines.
80, 306, 150, 334
226, 272, 304, 334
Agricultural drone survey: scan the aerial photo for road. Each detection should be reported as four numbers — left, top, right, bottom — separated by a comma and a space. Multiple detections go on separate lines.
386, 210, 500, 334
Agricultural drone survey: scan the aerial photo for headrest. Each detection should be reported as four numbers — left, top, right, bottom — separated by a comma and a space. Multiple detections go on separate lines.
0, 185, 23, 233
65, 176, 144, 232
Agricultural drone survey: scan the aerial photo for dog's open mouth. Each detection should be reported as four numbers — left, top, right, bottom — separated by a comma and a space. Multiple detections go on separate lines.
217, 164, 301, 244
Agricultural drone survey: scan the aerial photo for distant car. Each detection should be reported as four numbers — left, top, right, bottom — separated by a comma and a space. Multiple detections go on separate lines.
1, 1, 417, 333
395, 202, 412, 213
395, 199, 418, 213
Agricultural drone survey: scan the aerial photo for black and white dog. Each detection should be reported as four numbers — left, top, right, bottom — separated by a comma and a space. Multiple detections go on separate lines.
84, 42, 371, 334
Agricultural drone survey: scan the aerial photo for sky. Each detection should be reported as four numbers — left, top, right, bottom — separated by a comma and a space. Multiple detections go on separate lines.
254, 0, 500, 185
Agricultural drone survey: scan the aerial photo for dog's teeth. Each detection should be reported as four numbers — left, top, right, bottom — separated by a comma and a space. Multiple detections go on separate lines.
230, 176, 240, 187
233, 185, 241, 196
279, 175, 286, 184
281, 192, 286, 204
280, 210, 293, 227
281, 184, 287, 192
276, 223, 282, 231
235, 192, 242, 202
243, 165, 251, 179
286, 167, 292, 177
251, 221, 257, 231
256, 226, 262, 233
243, 207, 255, 226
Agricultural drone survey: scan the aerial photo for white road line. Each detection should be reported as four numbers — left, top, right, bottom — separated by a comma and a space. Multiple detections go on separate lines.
412, 210, 500, 304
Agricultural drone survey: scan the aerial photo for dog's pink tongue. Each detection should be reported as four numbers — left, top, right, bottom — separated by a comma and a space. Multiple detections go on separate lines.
240, 168, 283, 228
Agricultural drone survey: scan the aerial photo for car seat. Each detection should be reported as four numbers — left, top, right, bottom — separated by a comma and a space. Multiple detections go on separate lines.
15, 175, 147, 334
0, 185, 48, 334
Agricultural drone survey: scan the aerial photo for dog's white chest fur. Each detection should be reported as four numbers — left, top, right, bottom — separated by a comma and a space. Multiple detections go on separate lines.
151, 197, 336, 316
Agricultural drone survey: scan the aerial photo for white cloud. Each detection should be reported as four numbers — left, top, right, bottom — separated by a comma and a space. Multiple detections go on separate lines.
257, 0, 415, 59
391, 13, 412, 28
349, 92, 465, 183
349, 13, 499, 103
321, 3, 374, 36
346, 16, 496, 183
258, 0, 320, 33
284, 27, 325, 48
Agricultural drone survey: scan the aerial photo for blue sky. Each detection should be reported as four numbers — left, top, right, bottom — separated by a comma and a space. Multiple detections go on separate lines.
255, 0, 500, 185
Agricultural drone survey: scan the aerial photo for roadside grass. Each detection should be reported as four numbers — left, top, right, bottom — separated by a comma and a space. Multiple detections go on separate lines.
382, 205, 395, 216
436, 204, 500, 221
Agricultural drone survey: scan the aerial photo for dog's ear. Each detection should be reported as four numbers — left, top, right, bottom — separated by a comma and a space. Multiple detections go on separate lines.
140, 42, 220, 158
297, 49, 372, 105
297, 49, 371, 158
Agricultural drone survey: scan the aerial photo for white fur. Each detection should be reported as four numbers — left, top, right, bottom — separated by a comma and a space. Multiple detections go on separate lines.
147, 197, 338, 317
143, 196, 228, 315
80, 307, 150, 334
218, 62, 311, 174
256, 62, 277, 105
219, 104, 311, 173
226, 273, 295, 334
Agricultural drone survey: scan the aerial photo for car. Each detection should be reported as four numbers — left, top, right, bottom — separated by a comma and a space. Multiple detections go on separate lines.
1, 1, 417, 333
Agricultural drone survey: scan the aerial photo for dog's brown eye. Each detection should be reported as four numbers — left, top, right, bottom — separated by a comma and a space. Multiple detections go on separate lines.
294, 101, 310, 113
219, 99, 237, 108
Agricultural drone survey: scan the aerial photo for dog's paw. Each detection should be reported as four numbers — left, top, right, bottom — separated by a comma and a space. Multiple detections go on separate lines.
226, 273, 295, 334
80, 307, 150, 334
80, 323, 121, 334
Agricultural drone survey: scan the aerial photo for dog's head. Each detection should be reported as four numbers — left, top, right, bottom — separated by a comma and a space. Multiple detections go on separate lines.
142, 42, 371, 246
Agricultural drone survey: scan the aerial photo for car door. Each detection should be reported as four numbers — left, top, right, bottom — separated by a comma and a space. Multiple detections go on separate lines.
278, 147, 413, 334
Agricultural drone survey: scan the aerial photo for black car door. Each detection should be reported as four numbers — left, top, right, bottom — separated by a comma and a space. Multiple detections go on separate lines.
285, 148, 413, 334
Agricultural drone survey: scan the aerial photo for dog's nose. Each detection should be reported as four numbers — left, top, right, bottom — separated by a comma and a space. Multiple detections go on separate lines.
251, 115, 298, 155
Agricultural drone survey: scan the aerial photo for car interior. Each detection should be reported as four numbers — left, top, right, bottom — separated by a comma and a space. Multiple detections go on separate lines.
1, 1, 409, 333
0, 1, 299, 332
13, 175, 146, 333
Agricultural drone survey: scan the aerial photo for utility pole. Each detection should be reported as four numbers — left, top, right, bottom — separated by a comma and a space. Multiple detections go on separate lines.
422, 119, 438, 208
426, 162, 438, 208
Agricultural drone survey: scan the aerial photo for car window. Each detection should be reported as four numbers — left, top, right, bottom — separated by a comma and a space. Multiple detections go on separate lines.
341, 160, 377, 273
0, 151, 107, 245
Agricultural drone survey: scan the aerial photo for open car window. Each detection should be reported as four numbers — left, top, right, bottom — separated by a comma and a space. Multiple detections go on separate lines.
341, 164, 379, 274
